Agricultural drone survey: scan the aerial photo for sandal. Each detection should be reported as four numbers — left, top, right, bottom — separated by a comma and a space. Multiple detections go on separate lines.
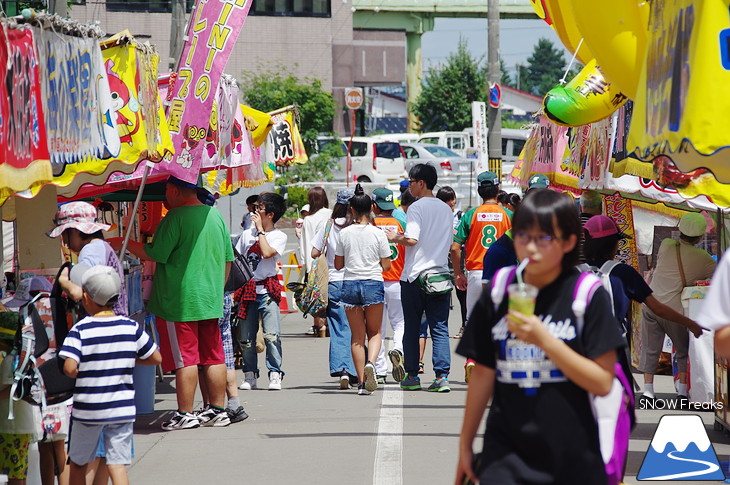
453, 326, 465, 339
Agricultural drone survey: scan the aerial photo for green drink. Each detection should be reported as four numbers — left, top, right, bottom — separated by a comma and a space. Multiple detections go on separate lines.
508, 283, 538, 318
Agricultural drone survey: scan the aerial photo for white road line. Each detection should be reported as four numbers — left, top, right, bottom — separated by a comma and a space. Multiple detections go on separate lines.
373, 383, 403, 485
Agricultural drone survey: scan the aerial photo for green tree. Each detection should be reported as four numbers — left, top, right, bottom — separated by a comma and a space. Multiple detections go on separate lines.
411, 39, 487, 132
522, 38, 567, 96
240, 62, 336, 153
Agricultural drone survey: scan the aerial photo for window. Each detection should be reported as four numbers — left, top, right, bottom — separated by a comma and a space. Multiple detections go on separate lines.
374, 143, 401, 159
420, 137, 438, 145
448, 137, 465, 151
512, 139, 526, 156
107, 0, 195, 13
349, 142, 367, 157
403, 147, 418, 159
252, 0, 330, 17
425, 146, 459, 158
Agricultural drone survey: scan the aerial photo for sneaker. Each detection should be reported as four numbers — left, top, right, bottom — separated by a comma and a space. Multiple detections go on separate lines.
226, 406, 249, 424
161, 411, 200, 431
305, 326, 318, 335
339, 371, 350, 390
198, 407, 231, 427
364, 362, 378, 392
377, 375, 387, 385
464, 360, 475, 384
388, 349, 406, 383
357, 382, 371, 396
428, 377, 451, 393
239, 371, 257, 390
400, 375, 422, 391
269, 371, 282, 390
418, 362, 425, 374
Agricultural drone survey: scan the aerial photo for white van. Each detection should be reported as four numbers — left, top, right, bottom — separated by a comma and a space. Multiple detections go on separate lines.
461, 127, 529, 165
371, 133, 420, 144
417, 132, 471, 157
344, 136, 407, 183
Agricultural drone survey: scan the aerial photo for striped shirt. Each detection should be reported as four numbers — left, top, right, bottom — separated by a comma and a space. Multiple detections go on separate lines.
59, 315, 157, 423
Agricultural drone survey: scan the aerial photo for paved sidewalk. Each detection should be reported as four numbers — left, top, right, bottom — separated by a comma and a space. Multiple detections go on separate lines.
125, 309, 730, 485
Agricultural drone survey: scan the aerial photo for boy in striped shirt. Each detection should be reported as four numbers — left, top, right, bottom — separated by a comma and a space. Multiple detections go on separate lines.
61, 265, 161, 485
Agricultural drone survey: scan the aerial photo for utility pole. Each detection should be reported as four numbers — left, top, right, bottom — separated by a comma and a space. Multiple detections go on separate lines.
48, 0, 67, 17
169, 0, 186, 71
487, 0, 502, 179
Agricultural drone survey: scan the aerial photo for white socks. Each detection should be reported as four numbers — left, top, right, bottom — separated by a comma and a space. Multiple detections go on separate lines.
643, 383, 655, 398
677, 383, 688, 397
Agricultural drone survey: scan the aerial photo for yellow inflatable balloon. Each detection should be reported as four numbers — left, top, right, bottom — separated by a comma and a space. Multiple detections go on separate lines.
569, 0, 649, 100
543, 59, 629, 127
540, 0, 593, 64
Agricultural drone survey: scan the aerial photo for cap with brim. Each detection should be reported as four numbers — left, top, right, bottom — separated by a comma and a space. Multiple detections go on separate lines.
336, 187, 355, 205
399, 180, 410, 188
70, 264, 121, 307
48, 201, 111, 238
301, 204, 311, 212
167, 176, 199, 189
477, 171, 500, 187
372, 188, 396, 210
584, 215, 631, 239
678, 212, 707, 238
528, 174, 551, 189
4, 276, 53, 308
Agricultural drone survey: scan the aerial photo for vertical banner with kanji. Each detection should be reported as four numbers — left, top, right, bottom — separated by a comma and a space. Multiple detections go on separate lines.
261, 110, 307, 180
157, 0, 253, 183
603, 193, 639, 271
471, 102, 488, 172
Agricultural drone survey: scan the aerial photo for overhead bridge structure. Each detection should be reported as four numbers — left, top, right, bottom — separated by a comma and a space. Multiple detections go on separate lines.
351, 0, 536, 129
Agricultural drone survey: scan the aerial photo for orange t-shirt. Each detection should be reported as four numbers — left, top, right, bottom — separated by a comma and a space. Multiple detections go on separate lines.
373, 215, 405, 281
453, 204, 511, 271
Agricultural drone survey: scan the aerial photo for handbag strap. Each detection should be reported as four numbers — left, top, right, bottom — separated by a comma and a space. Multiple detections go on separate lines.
675, 241, 687, 287
321, 219, 334, 257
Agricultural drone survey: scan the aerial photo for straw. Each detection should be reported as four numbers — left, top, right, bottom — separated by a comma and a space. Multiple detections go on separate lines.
515, 258, 529, 285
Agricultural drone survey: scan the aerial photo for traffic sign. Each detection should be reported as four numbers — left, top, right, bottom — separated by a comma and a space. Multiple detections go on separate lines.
489, 83, 501, 108
345, 87, 364, 110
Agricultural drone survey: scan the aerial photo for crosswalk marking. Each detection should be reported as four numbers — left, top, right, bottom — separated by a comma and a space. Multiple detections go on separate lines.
373, 383, 403, 485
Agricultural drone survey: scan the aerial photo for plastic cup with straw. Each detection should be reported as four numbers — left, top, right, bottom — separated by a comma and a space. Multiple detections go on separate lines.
508, 259, 538, 319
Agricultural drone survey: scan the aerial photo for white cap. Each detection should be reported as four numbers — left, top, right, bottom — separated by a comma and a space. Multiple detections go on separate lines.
70, 264, 121, 307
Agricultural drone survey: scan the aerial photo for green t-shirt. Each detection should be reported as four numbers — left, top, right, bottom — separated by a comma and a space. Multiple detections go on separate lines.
145, 205, 234, 322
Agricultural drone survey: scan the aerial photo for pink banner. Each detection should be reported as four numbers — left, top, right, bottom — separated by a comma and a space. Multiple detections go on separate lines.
156, 0, 252, 183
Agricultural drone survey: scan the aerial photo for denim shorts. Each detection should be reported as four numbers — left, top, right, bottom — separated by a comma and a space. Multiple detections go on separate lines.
341, 280, 385, 308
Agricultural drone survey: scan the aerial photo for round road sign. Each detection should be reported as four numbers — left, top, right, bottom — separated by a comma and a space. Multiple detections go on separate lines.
345, 87, 363, 110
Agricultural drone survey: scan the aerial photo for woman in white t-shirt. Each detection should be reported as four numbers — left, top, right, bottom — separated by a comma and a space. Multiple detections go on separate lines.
312, 188, 357, 389
300, 187, 332, 336
335, 185, 392, 395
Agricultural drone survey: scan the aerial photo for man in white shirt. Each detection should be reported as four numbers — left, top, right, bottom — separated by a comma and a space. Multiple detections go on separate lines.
388, 163, 454, 392
638, 212, 715, 401
697, 252, 730, 354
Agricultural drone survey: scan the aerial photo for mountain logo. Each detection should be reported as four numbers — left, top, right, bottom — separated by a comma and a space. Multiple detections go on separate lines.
637, 414, 725, 481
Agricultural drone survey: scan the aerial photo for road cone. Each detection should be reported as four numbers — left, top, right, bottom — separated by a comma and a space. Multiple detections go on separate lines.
277, 264, 296, 314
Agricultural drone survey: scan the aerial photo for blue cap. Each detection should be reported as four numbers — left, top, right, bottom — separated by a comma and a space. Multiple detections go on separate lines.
399, 179, 410, 188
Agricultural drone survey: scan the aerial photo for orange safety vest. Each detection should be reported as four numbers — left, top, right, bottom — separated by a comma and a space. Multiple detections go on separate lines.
373, 215, 405, 281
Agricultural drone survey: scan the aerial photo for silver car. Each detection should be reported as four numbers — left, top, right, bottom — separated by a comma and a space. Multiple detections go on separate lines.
401, 143, 475, 178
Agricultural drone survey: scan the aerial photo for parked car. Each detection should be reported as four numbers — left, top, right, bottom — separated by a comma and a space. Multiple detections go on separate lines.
401, 143, 474, 178
417, 131, 471, 157
336, 136, 407, 183
461, 127, 529, 166
371, 133, 420, 144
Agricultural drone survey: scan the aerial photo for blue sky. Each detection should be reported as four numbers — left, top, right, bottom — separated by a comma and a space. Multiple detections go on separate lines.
421, 18, 574, 87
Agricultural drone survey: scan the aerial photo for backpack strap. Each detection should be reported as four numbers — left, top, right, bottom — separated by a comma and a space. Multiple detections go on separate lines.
598, 260, 620, 275
321, 219, 334, 257
490, 265, 518, 310
572, 272, 603, 335
576, 263, 591, 273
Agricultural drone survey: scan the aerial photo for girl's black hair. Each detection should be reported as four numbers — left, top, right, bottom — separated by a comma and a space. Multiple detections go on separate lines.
400, 188, 417, 207
349, 184, 372, 217
436, 186, 456, 203
505, 193, 521, 209
332, 202, 355, 228
583, 232, 620, 261
512, 189, 581, 272
78, 230, 104, 241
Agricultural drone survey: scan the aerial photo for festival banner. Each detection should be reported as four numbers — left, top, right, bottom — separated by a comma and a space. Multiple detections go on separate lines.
201, 75, 255, 169
628, 0, 730, 185
155, 0, 253, 183
32, 27, 119, 168
264, 110, 308, 168
52, 42, 173, 196
603, 193, 640, 272
572, 117, 611, 189
0, 25, 52, 204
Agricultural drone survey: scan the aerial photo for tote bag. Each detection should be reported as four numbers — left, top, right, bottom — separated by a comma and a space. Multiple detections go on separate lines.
294, 220, 333, 318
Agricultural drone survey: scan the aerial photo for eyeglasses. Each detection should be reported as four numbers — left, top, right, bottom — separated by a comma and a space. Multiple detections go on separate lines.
513, 232, 561, 248
408, 179, 422, 184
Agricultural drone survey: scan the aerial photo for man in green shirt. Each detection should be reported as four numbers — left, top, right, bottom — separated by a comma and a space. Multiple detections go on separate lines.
112, 177, 234, 430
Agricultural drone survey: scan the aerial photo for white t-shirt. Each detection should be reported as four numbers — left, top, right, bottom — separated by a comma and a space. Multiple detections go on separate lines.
336, 224, 391, 281
697, 252, 727, 331
650, 239, 717, 312
312, 218, 346, 282
301, 209, 333, 272
236, 228, 288, 294
402, 196, 454, 282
